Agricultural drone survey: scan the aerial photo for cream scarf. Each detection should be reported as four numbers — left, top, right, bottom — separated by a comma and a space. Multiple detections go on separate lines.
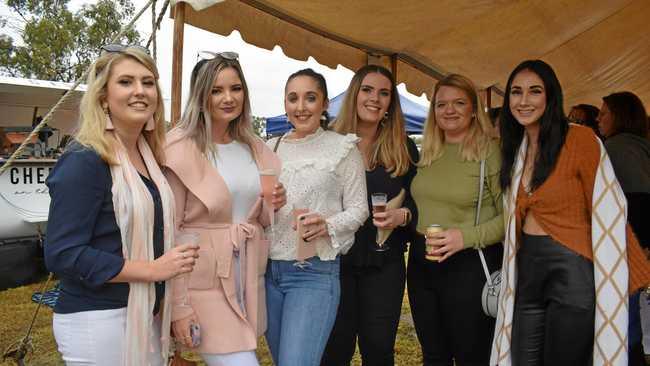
109, 133, 175, 366
490, 133, 629, 366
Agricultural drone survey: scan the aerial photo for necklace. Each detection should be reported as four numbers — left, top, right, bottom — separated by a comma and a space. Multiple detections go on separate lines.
522, 145, 537, 196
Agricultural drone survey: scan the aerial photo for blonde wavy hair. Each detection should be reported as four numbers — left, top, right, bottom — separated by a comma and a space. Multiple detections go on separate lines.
332, 65, 412, 177
171, 58, 258, 158
419, 74, 494, 166
76, 46, 166, 165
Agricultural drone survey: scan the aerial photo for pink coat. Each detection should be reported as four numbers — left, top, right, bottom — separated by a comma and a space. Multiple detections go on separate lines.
164, 129, 281, 354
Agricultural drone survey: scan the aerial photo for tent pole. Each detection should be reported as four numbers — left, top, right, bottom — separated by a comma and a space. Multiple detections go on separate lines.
367, 52, 380, 65
479, 88, 491, 111
486, 86, 492, 109
367, 53, 397, 79
171, 2, 185, 127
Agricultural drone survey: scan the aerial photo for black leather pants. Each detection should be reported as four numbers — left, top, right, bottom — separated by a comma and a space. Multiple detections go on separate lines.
511, 233, 595, 366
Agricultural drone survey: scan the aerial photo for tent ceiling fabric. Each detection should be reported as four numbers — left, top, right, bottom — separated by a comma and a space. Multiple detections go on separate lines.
174, 0, 650, 109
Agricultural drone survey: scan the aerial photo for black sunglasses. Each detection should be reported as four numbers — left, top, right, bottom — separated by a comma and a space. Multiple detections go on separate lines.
197, 51, 239, 62
567, 116, 586, 125
101, 44, 151, 56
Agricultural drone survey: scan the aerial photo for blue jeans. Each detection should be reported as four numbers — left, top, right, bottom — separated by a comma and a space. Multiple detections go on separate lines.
265, 256, 341, 366
629, 291, 645, 365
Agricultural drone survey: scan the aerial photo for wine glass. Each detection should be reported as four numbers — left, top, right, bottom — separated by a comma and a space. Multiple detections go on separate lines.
371, 193, 389, 252
175, 231, 200, 307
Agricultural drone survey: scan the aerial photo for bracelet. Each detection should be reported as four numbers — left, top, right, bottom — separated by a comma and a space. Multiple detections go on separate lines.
399, 208, 411, 227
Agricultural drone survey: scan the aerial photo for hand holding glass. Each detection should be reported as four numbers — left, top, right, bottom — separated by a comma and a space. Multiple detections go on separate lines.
371, 193, 389, 251
260, 169, 278, 241
175, 231, 200, 306
259, 169, 278, 206
292, 203, 316, 262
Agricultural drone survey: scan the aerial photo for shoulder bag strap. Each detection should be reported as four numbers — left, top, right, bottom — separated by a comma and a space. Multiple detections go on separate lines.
272, 133, 284, 153
476, 159, 493, 285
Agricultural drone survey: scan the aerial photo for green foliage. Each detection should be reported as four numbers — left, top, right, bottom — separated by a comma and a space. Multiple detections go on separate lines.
0, 0, 140, 82
252, 116, 266, 138
411, 134, 423, 148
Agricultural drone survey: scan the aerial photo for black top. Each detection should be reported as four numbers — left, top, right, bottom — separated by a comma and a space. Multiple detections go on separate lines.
342, 137, 419, 268
45, 141, 165, 314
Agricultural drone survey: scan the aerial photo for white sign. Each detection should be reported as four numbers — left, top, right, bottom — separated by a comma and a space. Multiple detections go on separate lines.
0, 160, 54, 240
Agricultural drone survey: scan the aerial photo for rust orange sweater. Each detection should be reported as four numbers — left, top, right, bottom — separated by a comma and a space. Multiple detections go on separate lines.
516, 124, 650, 293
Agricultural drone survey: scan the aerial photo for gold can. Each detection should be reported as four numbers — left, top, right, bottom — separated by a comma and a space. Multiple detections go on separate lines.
425, 224, 443, 262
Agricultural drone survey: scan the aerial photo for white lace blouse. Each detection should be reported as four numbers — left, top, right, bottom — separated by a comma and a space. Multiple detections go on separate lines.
265, 128, 368, 261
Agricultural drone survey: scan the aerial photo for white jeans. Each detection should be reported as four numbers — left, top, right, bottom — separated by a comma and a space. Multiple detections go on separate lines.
53, 307, 164, 366
201, 351, 259, 366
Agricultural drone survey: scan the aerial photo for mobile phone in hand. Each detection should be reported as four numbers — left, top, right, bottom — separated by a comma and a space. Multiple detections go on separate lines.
189, 322, 201, 347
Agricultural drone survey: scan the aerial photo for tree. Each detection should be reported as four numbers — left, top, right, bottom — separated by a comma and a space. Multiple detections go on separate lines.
1, 0, 140, 82
252, 116, 266, 138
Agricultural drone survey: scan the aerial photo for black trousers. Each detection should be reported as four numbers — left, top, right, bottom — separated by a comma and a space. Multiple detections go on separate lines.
511, 233, 595, 366
407, 234, 501, 366
320, 257, 406, 366
626, 192, 650, 248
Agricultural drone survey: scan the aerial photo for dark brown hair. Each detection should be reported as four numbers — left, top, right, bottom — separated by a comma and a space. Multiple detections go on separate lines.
285, 68, 330, 129
602, 91, 648, 137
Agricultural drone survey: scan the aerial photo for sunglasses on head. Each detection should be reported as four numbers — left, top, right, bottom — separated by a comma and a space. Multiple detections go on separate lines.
567, 116, 586, 125
197, 51, 239, 62
101, 44, 151, 56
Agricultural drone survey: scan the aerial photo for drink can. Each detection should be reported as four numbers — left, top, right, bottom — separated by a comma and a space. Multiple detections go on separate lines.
425, 224, 443, 262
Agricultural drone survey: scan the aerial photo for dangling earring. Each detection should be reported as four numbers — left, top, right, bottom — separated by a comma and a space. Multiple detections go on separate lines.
145, 116, 155, 131
320, 114, 327, 122
103, 106, 115, 130
380, 111, 388, 127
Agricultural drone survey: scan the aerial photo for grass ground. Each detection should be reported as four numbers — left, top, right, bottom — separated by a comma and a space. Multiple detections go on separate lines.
0, 278, 422, 366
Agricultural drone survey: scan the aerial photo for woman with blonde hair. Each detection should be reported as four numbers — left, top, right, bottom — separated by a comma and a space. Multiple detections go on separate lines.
45, 45, 199, 366
321, 64, 418, 366
163, 53, 284, 366
409, 73, 504, 366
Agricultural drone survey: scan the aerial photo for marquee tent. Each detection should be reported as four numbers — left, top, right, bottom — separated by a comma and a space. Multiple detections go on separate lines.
265, 91, 428, 135
168, 0, 650, 125
0, 76, 85, 135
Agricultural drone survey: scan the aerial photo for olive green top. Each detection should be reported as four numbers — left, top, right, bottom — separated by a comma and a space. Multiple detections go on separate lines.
412, 140, 504, 249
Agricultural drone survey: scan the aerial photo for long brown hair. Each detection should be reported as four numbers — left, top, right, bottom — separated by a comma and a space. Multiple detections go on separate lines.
76, 47, 166, 165
419, 73, 494, 166
332, 65, 411, 176
602, 91, 648, 138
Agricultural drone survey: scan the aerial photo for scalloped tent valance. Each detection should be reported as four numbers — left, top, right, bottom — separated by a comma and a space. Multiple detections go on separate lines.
170, 0, 650, 111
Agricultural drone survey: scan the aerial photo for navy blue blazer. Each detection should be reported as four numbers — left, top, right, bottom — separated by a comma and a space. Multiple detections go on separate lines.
45, 142, 164, 314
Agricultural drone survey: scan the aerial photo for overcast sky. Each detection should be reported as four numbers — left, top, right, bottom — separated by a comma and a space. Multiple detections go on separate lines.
1, 0, 429, 120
